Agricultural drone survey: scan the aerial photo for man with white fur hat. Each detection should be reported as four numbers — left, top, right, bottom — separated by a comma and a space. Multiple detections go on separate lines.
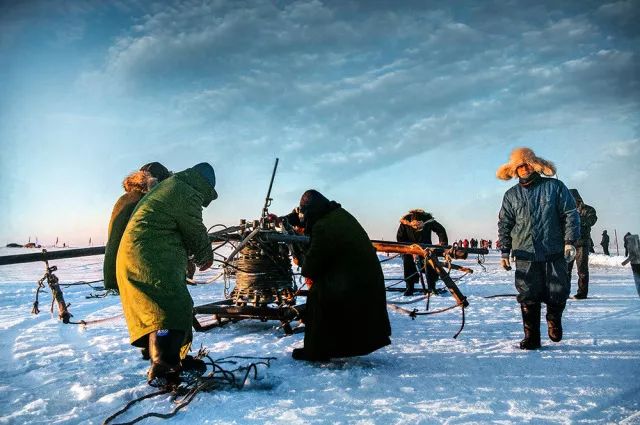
497, 147, 580, 350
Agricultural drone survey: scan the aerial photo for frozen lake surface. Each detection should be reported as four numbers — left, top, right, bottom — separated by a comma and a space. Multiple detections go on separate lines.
0, 247, 638, 424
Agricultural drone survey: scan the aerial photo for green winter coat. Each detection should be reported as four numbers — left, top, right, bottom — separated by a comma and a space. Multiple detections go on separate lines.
103, 191, 144, 290
301, 207, 391, 358
116, 168, 215, 347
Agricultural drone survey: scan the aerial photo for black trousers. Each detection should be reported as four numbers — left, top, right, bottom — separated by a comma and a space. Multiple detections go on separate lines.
402, 254, 438, 291
515, 257, 570, 306
601, 244, 610, 256
568, 246, 589, 297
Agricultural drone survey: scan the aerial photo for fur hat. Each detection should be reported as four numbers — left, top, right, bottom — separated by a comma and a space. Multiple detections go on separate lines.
400, 209, 435, 230
496, 147, 556, 180
122, 170, 157, 193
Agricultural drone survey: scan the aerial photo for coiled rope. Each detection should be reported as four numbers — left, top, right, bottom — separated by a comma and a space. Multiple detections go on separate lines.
103, 355, 276, 425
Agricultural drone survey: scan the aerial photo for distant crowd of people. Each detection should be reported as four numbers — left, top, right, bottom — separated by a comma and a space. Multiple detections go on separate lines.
454, 238, 493, 249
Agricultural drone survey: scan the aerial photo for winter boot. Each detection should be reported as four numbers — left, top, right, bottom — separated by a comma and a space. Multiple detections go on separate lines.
140, 347, 150, 361
546, 303, 565, 342
403, 283, 415, 296
519, 303, 541, 350
180, 355, 207, 379
147, 329, 184, 388
292, 348, 330, 362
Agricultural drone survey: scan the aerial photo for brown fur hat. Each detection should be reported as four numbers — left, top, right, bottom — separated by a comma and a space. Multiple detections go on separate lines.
400, 209, 435, 229
496, 147, 556, 180
122, 170, 158, 193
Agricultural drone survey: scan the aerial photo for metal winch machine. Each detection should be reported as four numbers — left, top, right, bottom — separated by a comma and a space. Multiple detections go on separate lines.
192, 217, 308, 335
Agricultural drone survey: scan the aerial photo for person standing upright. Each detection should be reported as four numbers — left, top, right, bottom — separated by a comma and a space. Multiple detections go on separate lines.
600, 230, 610, 256
497, 147, 580, 350
568, 189, 598, 299
396, 209, 448, 296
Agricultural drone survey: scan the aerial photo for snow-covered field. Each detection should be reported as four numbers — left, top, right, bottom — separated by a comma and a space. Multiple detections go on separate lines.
0, 247, 638, 424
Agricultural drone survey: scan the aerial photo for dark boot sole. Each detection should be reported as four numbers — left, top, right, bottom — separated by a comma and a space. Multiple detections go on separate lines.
519, 340, 542, 350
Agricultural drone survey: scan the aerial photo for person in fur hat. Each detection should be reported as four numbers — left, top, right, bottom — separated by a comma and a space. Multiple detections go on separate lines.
396, 209, 448, 296
103, 162, 172, 292
497, 147, 580, 350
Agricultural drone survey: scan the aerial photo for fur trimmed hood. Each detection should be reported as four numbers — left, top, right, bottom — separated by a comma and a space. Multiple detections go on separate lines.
122, 170, 158, 193
496, 147, 556, 180
400, 209, 435, 229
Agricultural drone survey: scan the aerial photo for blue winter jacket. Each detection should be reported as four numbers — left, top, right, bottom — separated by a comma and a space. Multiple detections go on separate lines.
498, 175, 580, 261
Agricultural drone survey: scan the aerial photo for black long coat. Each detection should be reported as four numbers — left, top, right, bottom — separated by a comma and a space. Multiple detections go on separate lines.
301, 207, 391, 358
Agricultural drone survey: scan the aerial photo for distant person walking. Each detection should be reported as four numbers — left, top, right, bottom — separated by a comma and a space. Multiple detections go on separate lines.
600, 230, 610, 256
497, 147, 580, 350
568, 189, 598, 299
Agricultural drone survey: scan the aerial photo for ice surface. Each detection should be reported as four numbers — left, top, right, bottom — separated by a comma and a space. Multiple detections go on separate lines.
0, 247, 638, 424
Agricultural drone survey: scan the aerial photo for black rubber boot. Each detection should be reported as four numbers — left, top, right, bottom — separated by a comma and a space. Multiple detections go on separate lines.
181, 355, 207, 378
546, 303, 565, 342
519, 303, 541, 350
292, 348, 330, 362
403, 284, 415, 296
140, 347, 150, 361
147, 329, 184, 388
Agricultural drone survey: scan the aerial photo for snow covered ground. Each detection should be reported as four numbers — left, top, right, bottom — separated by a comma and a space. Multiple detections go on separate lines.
0, 247, 638, 424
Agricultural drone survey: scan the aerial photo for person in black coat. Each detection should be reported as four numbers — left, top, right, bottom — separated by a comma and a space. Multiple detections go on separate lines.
624, 232, 632, 257
396, 209, 448, 296
568, 189, 598, 299
290, 190, 391, 361
600, 230, 610, 256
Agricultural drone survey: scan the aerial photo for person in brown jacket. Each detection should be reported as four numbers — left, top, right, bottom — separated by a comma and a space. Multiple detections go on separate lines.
103, 162, 172, 292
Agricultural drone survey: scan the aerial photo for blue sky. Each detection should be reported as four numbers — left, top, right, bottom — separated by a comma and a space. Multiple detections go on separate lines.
1, 0, 638, 247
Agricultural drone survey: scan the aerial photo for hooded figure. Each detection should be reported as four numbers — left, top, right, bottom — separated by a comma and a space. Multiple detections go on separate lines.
116, 162, 216, 387
600, 230, 610, 256
567, 189, 598, 298
293, 190, 391, 361
497, 147, 580, 350
624, 232, 632, 257
396, 209, 448, 295
103, 162, 172, 291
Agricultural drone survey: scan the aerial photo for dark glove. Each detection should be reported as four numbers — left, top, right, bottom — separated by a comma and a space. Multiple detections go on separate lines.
282, 208, 302, 228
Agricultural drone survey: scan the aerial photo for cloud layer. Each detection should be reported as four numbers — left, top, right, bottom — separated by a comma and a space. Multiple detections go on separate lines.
75, 0, 640, 182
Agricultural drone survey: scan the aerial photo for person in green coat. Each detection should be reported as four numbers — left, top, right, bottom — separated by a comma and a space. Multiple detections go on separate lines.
103, 162, 172, 292
116, 162, 217, 387
290, 190, 391, 361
